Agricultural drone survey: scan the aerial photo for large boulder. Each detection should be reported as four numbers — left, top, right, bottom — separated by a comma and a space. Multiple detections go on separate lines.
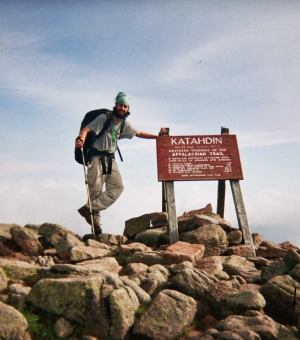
163, 241, 205, 265
180, 225, 228, 257
171, 268, 217, 299
27, 272, 139, 339
133, 289, 197, 340
134, 226, 168, 248
220, 290, 266, 318
261, 261, 289, 283
123, 214, 150, 238
194, 214, 232, 231
10, 226, 44, 256
70, 246, 115, 262
216, 314, 298, 340
0, 259, 41, 282
109, 287, 139, 340
150, 212, 168, 227
139, 264, 171, 297
76, 257, 122, 274
260, 275, 300, 324
0, 301, 31, 340
126, 251, 165, 266
119, 243, 152, 256
222, 257, 261, 283
55, 233, 84, 260
39, 223, 71, 248
177, 204, 213, 233
283, 249, 300, 271
256, 241, 287, 258
46, 259, 121, 279
0, 224, 19, 255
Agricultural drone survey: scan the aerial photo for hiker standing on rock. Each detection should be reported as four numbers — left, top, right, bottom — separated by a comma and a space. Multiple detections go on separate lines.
75, 92, 165, 235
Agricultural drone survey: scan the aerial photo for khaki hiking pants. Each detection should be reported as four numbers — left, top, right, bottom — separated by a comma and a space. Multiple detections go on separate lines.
86, 156, 124, 211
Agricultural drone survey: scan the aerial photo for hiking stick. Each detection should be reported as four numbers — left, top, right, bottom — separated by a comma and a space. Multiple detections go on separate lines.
81, 148, 95, 236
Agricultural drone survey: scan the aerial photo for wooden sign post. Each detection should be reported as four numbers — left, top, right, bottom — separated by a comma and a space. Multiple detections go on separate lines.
157, 128, 256, 256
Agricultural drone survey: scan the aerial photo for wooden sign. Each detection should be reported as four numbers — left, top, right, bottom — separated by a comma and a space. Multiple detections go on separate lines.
156, 135, 243, 181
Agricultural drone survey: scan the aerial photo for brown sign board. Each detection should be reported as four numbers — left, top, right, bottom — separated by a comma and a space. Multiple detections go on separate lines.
156, 135, 244, 181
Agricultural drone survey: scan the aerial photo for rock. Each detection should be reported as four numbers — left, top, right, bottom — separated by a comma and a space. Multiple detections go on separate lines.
201, 315, 219, 331
47, 260, 121, 279
133, 289, 197, 340
119, 242, 152, 256
139, 264, 171, 297
10, 226, 44, 256
252, 233, 263, 250
35, 255, 55, 267
0, 224, 20, 255
55, 233, 84, 260
124, 214, 151, 238
23, 224, 41, 235
126, 251, 165, 266
178, 204, 213, 233
180, 225, 228, 257
195, 256, 223, 273
163, 241, 205, 265
95, 233, 127, 245
280, 241, 300, 251
0, 301, 31, 340
289, 264, 300, 281
125, 263, 149, 276
120, 277, 151, 304
70, 245, 115, 262
256, 241, 287, 258
39, 223, 71, 248
0, 268, 8, 293
171, 268, 217, 299
216, 314, 298, 340
54, 318, 74, 339
109, 286, 139, 340
222, 257, 261, 283
283, 249, 300, 270
260, 275, 300, 324
7, 283, 32, 308
227, 230, 243, 246
26, 272, 125, 338
0, 259, 41, 282
225, 245, 254, 257
150, 212, 168, 227
246, 257, 270, 270
168, 261, 194, 274
194, 214, 232, 231
134, 226, 168, 247
220, 290, 266, 318
76, 257, 122, 274
85, 239, 113, 250
261, 261, 289, 283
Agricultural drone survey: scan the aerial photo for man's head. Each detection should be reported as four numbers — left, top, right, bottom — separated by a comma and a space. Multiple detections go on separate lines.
113, 92, 131, 119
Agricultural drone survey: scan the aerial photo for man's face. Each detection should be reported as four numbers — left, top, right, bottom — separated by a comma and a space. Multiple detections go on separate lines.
115, 103, 129, 118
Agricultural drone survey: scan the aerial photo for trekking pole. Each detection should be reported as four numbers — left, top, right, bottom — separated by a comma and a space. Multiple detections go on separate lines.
81, 148, 95, 236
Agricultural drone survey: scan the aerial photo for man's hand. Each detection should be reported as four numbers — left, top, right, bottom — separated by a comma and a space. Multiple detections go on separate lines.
75, 136, 84, 148
158, 128, 168, 136
75, 127, 91, 148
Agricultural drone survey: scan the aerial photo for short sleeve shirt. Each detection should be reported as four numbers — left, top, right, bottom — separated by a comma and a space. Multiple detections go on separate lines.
87, 114, 137, 153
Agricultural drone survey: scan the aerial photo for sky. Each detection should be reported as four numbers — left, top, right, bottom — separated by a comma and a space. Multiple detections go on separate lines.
1, 0, 300, 246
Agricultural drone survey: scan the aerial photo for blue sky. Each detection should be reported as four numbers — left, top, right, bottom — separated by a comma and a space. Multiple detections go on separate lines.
1, 0, 300, 245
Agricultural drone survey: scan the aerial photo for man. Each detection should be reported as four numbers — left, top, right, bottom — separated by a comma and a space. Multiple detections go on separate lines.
75, 92, 165, 234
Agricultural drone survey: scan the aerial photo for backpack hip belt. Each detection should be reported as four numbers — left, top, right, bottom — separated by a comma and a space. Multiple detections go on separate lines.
89, 148, 115, 175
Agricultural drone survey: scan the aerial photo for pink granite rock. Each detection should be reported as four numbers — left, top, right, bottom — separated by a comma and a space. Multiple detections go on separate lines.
163, 241, 205, 265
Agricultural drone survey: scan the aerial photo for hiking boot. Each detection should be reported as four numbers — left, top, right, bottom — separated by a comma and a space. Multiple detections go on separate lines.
78, 206, 101, 228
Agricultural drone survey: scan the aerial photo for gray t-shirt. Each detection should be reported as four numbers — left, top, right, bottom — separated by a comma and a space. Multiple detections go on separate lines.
87, 114, 137, 153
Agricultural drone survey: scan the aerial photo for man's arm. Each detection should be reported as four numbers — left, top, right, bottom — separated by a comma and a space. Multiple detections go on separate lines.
136, 128, 167, 139
75, 127, 91, 148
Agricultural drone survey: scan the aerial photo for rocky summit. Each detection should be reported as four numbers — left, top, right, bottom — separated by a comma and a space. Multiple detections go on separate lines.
1, 204, 300, 340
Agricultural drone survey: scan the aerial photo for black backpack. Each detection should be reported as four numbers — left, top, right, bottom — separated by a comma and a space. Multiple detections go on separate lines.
74, 109, 124, 165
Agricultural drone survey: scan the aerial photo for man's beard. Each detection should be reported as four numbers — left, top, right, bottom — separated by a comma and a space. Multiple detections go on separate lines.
112, 106, 130, 119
